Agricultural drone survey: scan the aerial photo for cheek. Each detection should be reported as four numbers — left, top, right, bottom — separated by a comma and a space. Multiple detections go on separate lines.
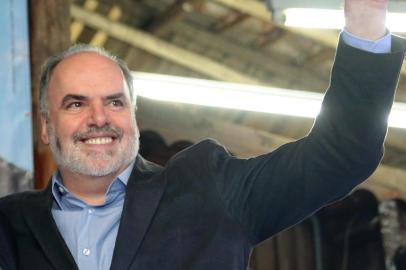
124, 120, 138, 138
114, 112, 137, 132
51, 122, 82, 146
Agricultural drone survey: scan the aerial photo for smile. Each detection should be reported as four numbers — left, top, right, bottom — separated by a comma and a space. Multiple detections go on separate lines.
84, 137, 114, 145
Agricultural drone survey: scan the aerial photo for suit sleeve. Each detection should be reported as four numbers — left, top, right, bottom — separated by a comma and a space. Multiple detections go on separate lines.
210, 35, 406, 244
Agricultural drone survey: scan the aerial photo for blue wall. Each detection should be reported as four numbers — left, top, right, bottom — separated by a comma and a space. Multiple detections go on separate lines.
0, 0, 33, 171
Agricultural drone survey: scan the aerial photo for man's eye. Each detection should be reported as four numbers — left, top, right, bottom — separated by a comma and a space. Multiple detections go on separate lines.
66, 102, 82, 109
111, 100, 124, 107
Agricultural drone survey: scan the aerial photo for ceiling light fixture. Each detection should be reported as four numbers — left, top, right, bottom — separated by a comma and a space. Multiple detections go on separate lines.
283, 9, 406, 32
132, 72, 406, 129
266, 0, 406, 32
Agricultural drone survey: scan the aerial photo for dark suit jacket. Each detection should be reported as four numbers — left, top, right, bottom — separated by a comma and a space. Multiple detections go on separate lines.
0, 212, 16, 270
0, 37, 405, 270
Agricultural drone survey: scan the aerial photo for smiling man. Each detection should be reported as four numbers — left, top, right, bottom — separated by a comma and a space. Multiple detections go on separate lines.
41, 49, 139, 206
0, 0, 405, 269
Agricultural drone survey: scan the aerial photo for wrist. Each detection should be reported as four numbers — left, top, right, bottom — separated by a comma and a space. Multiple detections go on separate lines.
344, 20, 387, 41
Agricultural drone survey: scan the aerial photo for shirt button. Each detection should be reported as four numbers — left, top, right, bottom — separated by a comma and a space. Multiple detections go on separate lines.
58, 187, 65, 194
83, 248, 91, 256
88, 208, 94, 214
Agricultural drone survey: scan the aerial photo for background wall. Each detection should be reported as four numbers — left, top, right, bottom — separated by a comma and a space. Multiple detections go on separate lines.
0, 0, 33, 195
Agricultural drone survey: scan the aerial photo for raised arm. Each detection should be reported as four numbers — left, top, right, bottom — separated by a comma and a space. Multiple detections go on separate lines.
206, 0, 405, 244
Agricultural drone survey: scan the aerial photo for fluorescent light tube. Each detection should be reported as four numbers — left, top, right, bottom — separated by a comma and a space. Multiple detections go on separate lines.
132, 72, 406, 129
284, 8, 344, 29
283, 8, 406, 33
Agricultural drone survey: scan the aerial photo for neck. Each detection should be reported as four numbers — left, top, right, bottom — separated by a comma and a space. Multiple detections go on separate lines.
58, 169, 121, 205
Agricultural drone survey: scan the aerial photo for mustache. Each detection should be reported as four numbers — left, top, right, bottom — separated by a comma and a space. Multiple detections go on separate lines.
72, 125, 124, 142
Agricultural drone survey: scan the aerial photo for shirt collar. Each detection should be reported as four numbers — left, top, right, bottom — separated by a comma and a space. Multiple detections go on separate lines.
52, 160, 135, 210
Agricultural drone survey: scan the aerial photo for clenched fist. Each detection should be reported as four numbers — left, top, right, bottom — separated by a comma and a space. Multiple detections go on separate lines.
345, 0, 388, 40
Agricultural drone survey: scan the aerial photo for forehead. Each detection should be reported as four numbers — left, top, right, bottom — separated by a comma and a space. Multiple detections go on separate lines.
48, 52, 127, 98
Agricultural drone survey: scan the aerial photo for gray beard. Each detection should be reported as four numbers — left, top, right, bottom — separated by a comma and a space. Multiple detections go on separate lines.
48, 124, 139, 177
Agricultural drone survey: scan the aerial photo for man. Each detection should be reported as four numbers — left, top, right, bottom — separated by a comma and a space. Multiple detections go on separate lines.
0, 0, 404, 269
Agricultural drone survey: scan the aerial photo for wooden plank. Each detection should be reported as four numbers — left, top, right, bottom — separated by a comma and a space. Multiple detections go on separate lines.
137, 97, 406, 199
209, 11, 249, 32
212, 0, 406, 154
70, 4, 262, 85
125, 0, 193, 72
212, 0, 339, 47
213, 0, 406, 75
89, 5, 122, 47
70, 0, 99, 43
142, 0, 191, 33
173, 21, 327, 91
212, 0, 271, 21
29, 0, 71, 188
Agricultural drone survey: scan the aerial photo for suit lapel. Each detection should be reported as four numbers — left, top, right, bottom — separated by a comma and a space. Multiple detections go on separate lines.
110, 156, 166, 270
23, 182, 78, 270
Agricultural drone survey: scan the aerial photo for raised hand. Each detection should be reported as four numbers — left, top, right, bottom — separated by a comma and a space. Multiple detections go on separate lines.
344, 0, 389, 40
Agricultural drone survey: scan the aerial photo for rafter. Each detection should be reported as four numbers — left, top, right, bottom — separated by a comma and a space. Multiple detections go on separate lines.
89, 5, 122, 46
70, 0, 98, 43
173, 21, 327, 91
141, 0, 192, 33
212, 0, 406, 75
71, 4, 261, 84
212, 0, 270, 21
212, 0, 339, 46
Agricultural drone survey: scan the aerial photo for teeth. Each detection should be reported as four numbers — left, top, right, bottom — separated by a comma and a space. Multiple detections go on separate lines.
84, 137, 113, 145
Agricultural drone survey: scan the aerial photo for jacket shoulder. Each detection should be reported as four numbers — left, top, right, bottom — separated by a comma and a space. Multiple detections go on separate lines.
0, 188, 48, 215
167, 138, 230, 164
176, 138, 227, 155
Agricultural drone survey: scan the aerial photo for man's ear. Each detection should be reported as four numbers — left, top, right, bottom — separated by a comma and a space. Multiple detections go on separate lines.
40, 114, 50, 145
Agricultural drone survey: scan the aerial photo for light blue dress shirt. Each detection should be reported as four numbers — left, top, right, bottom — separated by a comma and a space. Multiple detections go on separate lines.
342, 29, 391, 53
50, 31, 392, 270
51, 162, 134, 270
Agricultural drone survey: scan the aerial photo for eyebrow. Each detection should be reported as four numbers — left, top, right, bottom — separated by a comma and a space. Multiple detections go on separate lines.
60, 92, 126, 108
61, 94, 87, 108
105, 93, 125, 100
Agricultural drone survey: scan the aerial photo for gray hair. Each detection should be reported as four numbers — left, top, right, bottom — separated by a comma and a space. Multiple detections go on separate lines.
39, 44, 135, 116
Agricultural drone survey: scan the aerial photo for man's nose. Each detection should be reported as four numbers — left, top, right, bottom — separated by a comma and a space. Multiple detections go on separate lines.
88, 103, 109, 127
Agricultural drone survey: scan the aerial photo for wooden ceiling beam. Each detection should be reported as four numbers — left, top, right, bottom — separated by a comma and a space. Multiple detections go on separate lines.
89, 4, 122, 47
173, 21, 327, 91
212, 0, 406, 75
125, 0, 195, 70
211, 0, 406, 153
212, 0, 339, 46
71, 4, 262, 85
211, 0, 270, 21
209, 11, 249, 32
70, 0, 99, 43
141, 0, 192, 33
